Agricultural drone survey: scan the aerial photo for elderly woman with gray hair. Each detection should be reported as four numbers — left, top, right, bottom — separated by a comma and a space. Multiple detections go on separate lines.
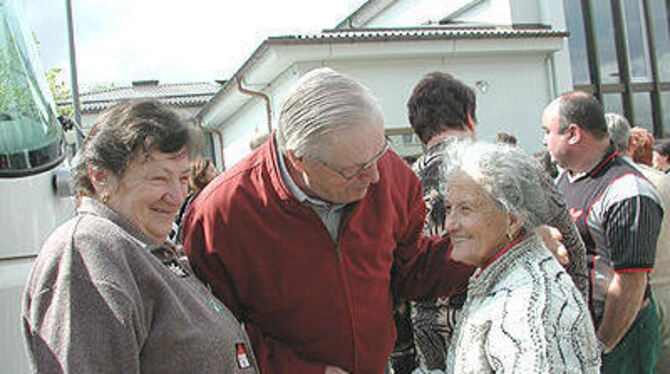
442, 141, 600, 373
22, 100, 258, 373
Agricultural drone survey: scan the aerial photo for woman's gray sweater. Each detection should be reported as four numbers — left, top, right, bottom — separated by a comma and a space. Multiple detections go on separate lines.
22, 197, 258, 373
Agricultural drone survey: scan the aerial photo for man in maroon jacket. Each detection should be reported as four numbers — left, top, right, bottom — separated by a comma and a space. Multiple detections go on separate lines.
182, 68, 474, 373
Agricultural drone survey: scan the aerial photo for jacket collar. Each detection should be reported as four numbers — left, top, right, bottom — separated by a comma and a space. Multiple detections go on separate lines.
264, 132, 295, 202
587, 143, 618, 178
567, 143, 618, 183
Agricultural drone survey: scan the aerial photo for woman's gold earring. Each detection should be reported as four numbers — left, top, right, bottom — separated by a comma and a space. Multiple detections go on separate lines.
102, 193, 110, 205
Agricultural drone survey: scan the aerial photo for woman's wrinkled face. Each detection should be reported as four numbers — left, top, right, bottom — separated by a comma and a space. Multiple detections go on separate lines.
444, 171, 512, 267
106, 149, 190, 243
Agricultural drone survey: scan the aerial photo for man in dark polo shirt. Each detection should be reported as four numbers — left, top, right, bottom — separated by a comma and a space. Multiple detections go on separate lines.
542, 91, 663, 373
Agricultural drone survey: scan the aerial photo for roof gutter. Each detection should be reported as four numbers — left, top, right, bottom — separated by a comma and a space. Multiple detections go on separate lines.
235, 76, 272, 134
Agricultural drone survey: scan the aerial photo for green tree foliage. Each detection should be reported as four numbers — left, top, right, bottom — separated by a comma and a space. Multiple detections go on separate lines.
45, 67, 73, 117
45, 68, 117, 119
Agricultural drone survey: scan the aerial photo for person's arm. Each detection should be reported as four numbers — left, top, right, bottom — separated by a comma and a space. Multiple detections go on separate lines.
597, 272, 647, 352
183, 209, 328, 374
540, 175, 589, 291
599, 192, 662, 352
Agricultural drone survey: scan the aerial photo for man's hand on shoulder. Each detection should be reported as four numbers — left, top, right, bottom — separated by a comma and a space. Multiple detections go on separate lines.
536, 225, 569, 265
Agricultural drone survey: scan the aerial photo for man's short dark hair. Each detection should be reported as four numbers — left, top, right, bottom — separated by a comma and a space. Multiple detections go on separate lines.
407, 72, 477, 144
495, 132, 517, 146
654, 138, 670, 158
556, 91, 608, 139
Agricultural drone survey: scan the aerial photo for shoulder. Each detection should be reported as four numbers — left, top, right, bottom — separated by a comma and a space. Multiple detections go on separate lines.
602, 170, 662, 208
28, 213, 145, 295
378, 150, 421, 191
191, 150, 271, 216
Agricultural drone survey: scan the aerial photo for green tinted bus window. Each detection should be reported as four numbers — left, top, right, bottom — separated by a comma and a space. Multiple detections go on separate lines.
0, 0, 64, 176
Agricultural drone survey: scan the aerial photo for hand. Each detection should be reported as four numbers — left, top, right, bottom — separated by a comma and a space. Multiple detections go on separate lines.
536, 225, 569, 265
325, 366, 349, 374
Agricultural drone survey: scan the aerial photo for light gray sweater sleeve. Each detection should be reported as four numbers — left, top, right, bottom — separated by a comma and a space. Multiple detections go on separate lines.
23, 278, 140, 373
22, 217, 145, 374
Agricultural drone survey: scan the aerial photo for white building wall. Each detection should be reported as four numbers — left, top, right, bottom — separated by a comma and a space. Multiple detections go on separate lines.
363, 0, 519, 27
363, 0, 558, 29
325, 52, 552, 152
208, 0, 574, 165
364, 0, 479, 27
509, 0, 542, 24
216, 48, 555, 165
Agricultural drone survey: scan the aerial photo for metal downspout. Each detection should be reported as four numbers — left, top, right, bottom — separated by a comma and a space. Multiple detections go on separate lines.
235, 76, 272, 134
545, 53, 558, 100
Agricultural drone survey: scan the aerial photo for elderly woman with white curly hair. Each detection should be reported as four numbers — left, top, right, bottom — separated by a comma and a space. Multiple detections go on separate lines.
442, 141, 601, 373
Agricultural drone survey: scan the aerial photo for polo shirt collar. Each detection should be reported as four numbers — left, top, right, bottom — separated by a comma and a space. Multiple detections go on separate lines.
567, 143, 618, 183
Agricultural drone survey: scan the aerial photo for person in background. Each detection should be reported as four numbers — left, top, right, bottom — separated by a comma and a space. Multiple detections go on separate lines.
390, 72, 586, 372
181, 68, 475, 374
606, 114, 670, 374
629, 127, 654, 166
533, 149, 559, 179
653, 138, 670, 173
22, 100, 258, 373
169, 157, 219, 244
543, 92, 662, 373
494, 131, 517, 146
442, 140, 600, 373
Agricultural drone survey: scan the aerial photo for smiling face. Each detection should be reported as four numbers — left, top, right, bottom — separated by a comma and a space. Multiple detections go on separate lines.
105, 149, 190, 243
444, 171, 513, 267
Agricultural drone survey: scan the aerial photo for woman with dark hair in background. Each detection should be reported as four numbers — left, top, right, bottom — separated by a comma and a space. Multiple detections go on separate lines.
169, 157, 219, 244
22, 100, 257, 373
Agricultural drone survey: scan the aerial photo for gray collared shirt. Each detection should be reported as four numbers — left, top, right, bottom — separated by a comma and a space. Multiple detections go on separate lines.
276, 146, 346, 241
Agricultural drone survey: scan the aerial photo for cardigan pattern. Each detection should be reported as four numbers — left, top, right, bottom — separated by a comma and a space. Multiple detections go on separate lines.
446, 235, 600, 373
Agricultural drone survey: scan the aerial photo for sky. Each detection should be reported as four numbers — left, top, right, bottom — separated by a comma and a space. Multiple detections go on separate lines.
22, 0, 367, 90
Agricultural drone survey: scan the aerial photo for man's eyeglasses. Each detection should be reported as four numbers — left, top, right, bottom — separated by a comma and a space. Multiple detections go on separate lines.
315, 140, 390, 181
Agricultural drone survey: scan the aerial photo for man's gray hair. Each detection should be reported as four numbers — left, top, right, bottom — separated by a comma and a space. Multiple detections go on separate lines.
440, 140, 548, 232
605, 112, 631, 154
276, 68, 383, 158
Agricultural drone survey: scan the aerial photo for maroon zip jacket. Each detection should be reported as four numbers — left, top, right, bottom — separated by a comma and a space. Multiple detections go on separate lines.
182, 136, 472, 373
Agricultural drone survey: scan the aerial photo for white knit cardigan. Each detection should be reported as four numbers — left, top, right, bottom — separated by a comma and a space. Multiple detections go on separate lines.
446, 234, 601, 373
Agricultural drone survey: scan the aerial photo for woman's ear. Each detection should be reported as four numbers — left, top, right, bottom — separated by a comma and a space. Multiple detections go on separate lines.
507, 212, 526, 239
87, 165, 110, 196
